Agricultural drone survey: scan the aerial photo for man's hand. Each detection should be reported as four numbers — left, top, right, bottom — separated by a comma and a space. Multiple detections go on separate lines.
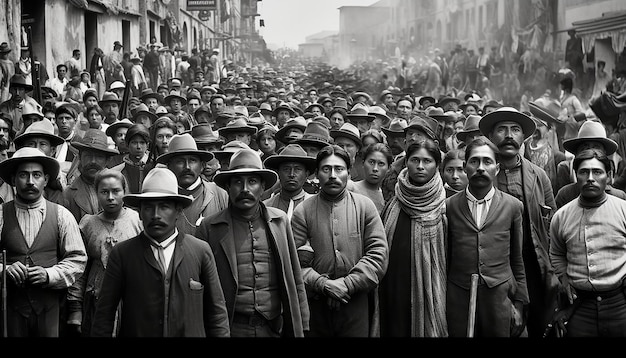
26, 265, 49, 286
558, 275, 577, 305
510, 301, 525, 337
323, 278, 351, 304
5, 261, 28, 287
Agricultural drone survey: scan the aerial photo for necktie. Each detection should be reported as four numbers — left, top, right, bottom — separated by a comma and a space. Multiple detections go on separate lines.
150, 239, 176, 273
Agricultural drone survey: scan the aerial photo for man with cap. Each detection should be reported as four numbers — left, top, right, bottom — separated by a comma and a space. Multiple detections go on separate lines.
331, 122, 365, 183
381, 118, 408, 161
99, 91, 122, 126
263, 144, 316, 220
90, 167, 230, 337
0, 147, 87, 337
190, 123, 223, 182
195, 148, 310, 337
381, 113, 441, 203
275, 116, 306, 146
13, 119, 66, 203
554, 120, 626, 208
0, 74, 41, 135
110, 123, 151, 194
63, 129, 119, 224
105, 118, 133, 167
291, 144, 388, 337
455, 114, 482, 149
155, 133, 229, 236
346, 103, 376, 136
140, 88, 163, 113
479, 106, 559, 338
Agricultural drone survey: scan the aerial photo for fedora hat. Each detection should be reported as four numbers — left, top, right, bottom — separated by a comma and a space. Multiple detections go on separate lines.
479, 107, 536, 140
305, 103, 325, 114
214, 148, 278, 189
99, 91, 121, 105
418, 95, 436, 107
71, 128, 119, 155
233, 105, 249, 119
346, 104, 375, 123
312, 115, 332, 130
0, 147, 60, 183
482, 99, 503, 112
123, 167, 193, 208
10, 74, 33, 91
437, 96, 461, 108
264, 144, 317, 173
361, 129, 384, 144
317, 95, 334, 105
272, 102, 296, 117
405, 114, 439, 140
218, 117, 258, 138
459, 102, 481, 114
331, 122, 362, 148
105, 118, 133, 138
381, 118, 408, 138
213, 140, 250, 162
456, 114, 482, 142
562, 120, 617, 156
368, 106, 392, 126
190, 123, 224, 146
109, 81, 126, 92
529, 100, 565, 126
200, 85, 217, 95
247, 112, 266, 129
22, 100, 44, 118
0, 42, 11, 54
351, 91, 372, 103
140, 88, 163, 103
164, 91, 187, 106
295, 121, 332, 149
156, 133, 214, 164
276, 116, 307, 144
259, 102, 273, 115
131, 103, 158, 123
333, 98, 348, 111
14, 119, 64, 148
378, 89, 393, 102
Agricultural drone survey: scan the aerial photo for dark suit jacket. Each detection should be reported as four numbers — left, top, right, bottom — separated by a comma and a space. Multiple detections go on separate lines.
90, 231, 230, 337
446, 189, 529, 304
195, 204, 310, 337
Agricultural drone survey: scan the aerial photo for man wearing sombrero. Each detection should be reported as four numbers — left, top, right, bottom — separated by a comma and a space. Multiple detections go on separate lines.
155, 133, 228, 236
0, 147, 87, 337
0, 74, 41, 135
195, 148, 310, 337
90, 167, 230, 337
479, 106, 558, 338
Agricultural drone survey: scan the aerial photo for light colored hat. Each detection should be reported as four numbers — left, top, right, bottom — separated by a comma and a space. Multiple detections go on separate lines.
479, 106, 536, 140
70, 128, 119, 155
105, 118, 134, 138
213, 140, 250, 162
0, 147, 60, 183
213, 148, 278, 189
381, 118, 408, 138
109, 81, 126, 91
123, 167, 193, 208
22, 100, 44, 118
156, 133, 215, 164
456, 114, 482, 142
563, 120, 618, 156
14, 119, 64, 147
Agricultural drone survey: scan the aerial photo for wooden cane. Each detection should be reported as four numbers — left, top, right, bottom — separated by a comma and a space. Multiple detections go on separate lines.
467, 273, 479, 337
2, 250, 7, 338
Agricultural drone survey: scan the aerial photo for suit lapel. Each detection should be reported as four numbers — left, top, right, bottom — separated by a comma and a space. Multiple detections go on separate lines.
218, 214, 238, 283
458, 192, 479, 230
141, 234, 163, 274
480, 190, 501, 229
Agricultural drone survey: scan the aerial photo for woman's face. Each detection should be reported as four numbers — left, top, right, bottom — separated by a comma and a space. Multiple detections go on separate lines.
363, 151, 389, 187
155, 127, 175, 154
406, 147, 438, 186
87, 109, 103, 129
97, 177, 125, 216
442, 158, 468, 191
258, 133, 276, 155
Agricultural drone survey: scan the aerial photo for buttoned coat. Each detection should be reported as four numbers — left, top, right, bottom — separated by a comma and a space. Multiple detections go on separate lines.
195, 204, 310, 337
90, 231, 230, 337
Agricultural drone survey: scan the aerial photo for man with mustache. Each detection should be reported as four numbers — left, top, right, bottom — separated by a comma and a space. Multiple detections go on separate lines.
195, 148, 309, 337
63, 129, 119, 224
0, 147, 86, 337
479, 107, 559, 337
155, 133, 228, 236
90, 167, 230, 337
549, 148, 626, 337
291, 145, 388, 337
445, 136, 529, 337
0, 74, 42, 135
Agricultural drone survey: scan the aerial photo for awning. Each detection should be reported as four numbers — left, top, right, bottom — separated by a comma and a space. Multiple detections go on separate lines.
572, 10, 626, 53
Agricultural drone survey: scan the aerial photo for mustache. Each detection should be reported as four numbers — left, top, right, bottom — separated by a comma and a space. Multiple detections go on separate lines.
83, 163, 104, 172
324, 180, 341, 186
235, 193, 256, 201
498, 139, 520, 149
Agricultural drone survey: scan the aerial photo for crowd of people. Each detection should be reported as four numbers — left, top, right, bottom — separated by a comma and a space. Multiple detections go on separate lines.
1, 34, 626, 339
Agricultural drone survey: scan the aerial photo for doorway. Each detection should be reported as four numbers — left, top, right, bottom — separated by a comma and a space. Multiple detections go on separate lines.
85, 11, 98, 72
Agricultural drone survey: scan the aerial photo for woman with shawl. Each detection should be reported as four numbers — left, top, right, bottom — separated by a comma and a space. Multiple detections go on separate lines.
380, 139, 448, 337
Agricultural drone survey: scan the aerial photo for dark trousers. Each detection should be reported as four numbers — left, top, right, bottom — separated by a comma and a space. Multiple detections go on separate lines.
566, 288, 626, 337
230, 312, 282, 338
447, 279, 514, 337
305, 292, 370, 337
523, 243, 549, 338
7, 302, 60, 337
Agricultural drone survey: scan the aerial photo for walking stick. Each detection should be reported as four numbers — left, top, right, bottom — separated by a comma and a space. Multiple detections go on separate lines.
467, 273, 479, 337
2, 250, 7, 338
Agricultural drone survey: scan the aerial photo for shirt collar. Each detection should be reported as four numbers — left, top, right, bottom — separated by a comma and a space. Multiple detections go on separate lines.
148, 228, 178, 248
466, 186, 496, 203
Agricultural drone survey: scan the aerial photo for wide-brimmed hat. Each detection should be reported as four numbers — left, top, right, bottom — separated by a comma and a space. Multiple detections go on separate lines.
482, 99, 503, 112
562, 120, 617, 155
10, 74, 33, 91
479, 107, 536, 140
418, 95, 436, 107
346, 104, 375, 123
459, 102, 481, 115
259, 102, 273, 115
140, 88, 163, 103
14, 119, 64, 148
214, 148, 278, 189
276, 116, 307, 144
156, 133, 214, 164
99, 91, 121, 105
295, 121, 332, 149
378, 89, 393, 102
247, 112, 267, 129
272, 103, 296, 117
213, 140, 250, 162
109, 81, 126, 92
123, 167, 193, 208
190, 123, 224, 146
456, 114, 482, 142
200, 85, 218, 95
305, 103, 325, 114
317, 95, 334, 106
529, 100, 564, 126
71, 128, 119, 155
131, 103, 158, 123
437, 96, 461, 109
22, 100, 44, 118
105, 118, 133, 138
0, 147, 60, 183
381, 118, 408, 138
0, 42, 11, 54
331, 122, 362, 148
361, 129, 384, 144
218, 117, 258, 138
368, 105, 391, 126
405, 115, 439, 140
351, 91, 372, 103
164, 91, 187, 106
264, 144, 317, 173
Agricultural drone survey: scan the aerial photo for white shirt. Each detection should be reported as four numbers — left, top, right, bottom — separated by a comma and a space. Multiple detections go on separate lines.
466, 187, 496, 227
149, 229, 178, 272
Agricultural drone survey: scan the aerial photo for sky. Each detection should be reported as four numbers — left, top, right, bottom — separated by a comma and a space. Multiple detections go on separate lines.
258, 0, 379, 50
